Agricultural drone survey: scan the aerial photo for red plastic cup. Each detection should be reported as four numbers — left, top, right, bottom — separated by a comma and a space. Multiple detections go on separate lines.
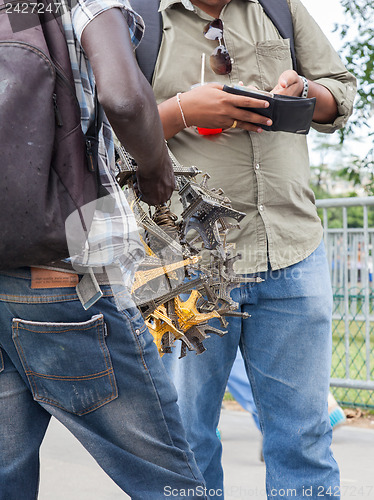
197, 127, 223, 135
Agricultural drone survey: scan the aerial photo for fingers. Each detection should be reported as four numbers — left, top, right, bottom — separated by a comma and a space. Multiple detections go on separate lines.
137, 171, 176, 205
136, 150, 176, 205
233, 104, 272, 129
232, 119, 270, 133
137, 181, 175, 205
271, 70, 302, 96
232, 95, 270, 110
192, 83, 269, 109
179, 84, 273, 131
223, 111, 271, 132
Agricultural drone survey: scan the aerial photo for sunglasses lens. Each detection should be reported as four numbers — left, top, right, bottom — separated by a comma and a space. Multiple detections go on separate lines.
210, 45, 232, 75
204, 19, 232, 75
203, 19, 224, 40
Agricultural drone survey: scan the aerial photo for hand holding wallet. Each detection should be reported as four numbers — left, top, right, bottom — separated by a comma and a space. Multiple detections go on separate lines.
223, 85, 316, 135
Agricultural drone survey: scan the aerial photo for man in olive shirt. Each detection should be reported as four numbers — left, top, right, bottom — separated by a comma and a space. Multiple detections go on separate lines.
151, 0, 356, 498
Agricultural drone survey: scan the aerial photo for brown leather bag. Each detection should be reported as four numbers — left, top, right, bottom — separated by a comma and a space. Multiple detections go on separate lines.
0, 0, 99, 269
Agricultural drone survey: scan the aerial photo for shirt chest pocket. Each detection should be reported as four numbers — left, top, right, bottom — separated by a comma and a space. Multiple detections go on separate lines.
255, 39, 293, 91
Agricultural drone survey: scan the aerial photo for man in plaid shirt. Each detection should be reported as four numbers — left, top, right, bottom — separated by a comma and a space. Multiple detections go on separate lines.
0, 1, 207, 498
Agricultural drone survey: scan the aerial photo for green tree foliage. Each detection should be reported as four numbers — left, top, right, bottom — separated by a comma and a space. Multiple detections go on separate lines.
337, 0, 374, 139
310, 2, 374, 225
327, 1, 374, 194
337, 149, 374, 195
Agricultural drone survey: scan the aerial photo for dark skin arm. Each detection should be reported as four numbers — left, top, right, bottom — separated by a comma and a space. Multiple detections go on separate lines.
158, 83, 272, 140
271, 70, 338, 123
81, 8, 175, 205
158, 73, 338, 139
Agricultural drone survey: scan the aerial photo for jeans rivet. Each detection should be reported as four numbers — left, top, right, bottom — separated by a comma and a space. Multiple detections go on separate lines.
135, 329, 140, 335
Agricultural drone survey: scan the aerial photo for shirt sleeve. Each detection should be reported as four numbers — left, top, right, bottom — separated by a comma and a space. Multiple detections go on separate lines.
72, 0, 144, 49
289, 0, 357, 133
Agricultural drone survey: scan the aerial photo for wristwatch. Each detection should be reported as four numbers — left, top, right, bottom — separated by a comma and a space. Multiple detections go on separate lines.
300, 76, 309, 98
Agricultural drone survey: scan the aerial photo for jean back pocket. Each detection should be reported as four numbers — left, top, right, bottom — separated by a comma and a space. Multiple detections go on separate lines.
12, 314, 118, 416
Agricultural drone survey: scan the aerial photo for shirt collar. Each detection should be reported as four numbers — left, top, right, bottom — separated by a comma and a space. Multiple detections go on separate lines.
159, 0, 257, 13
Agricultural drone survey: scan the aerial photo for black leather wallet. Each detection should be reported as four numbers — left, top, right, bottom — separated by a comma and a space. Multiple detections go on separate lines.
223, 85, 316, 135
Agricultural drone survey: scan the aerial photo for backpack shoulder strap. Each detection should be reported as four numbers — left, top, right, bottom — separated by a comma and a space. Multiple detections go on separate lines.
258, 0, 297, 70
131, 0, 162, 83
132, 0, 297, 82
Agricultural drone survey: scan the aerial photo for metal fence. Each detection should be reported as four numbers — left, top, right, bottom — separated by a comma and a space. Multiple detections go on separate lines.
316, 197, 374, 408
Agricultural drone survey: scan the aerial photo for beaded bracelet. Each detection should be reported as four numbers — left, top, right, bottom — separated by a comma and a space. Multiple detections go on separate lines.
300, 76, 309, 98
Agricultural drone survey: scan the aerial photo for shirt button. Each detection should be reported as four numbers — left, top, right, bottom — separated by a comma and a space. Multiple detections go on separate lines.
255, 163, 260, 170
259, 204, 264, 211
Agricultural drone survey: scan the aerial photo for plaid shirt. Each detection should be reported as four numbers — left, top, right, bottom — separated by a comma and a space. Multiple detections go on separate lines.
61, 0, 145, 287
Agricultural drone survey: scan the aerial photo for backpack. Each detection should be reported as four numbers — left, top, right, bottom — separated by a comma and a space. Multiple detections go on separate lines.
132, 0, 297, 83
0, 0, 100, 269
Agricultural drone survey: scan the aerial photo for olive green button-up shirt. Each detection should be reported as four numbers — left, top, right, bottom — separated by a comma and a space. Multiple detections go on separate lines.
152, 0, 356, 273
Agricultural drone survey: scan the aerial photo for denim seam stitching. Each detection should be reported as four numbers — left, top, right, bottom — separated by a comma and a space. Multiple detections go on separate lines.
23, 369, 115, 380
118, 309, 148, 370
96, 317, 118, 400
14, 324, 103, 334
13, 324, 42, 402
0, 289, 113, 304
28, 392, 118, 416
2, 292, 78, 300
120, 309, 148, 335
143, 359, 203, 482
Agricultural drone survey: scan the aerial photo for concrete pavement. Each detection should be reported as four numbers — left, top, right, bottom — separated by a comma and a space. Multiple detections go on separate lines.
39, 409, 374, 500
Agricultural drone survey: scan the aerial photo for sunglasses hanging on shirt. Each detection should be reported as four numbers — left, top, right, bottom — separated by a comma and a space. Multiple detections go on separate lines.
203, 19, 232, 75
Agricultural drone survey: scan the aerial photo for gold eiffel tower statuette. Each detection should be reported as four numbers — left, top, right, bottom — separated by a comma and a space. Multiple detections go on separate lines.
132, 256, 200, 292
146, 304, 193, 356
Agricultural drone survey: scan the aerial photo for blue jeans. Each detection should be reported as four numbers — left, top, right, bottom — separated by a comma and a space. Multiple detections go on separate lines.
0, 268, 206, 500
227, 350, 261, 430
163, 241, 340, 499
